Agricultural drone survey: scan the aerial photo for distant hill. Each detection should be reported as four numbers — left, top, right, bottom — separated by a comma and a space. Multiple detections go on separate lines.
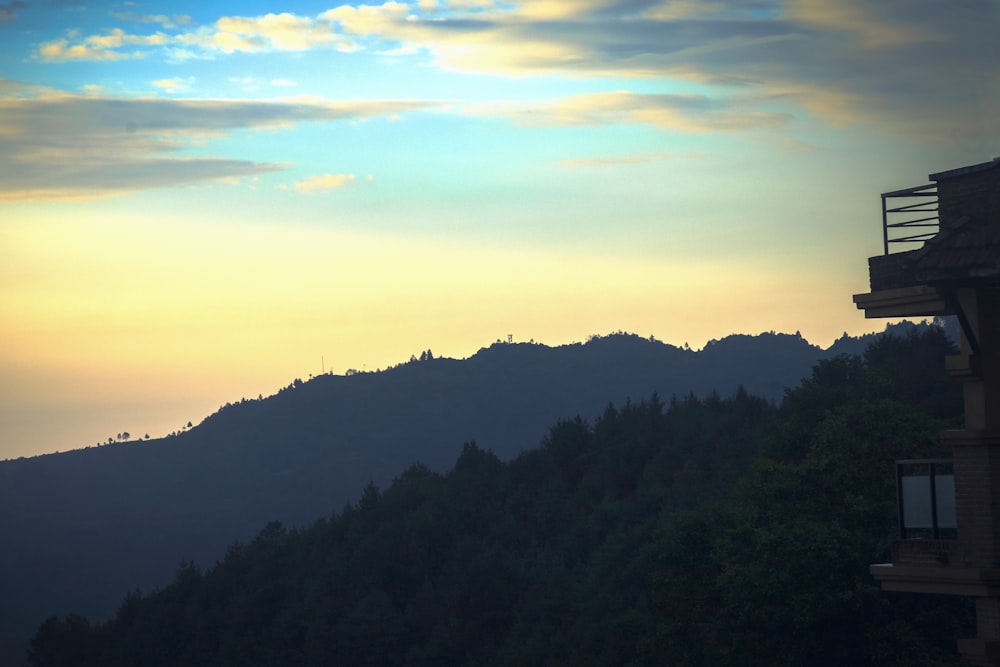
0, 321, 952, 664
22, 325, 966, 667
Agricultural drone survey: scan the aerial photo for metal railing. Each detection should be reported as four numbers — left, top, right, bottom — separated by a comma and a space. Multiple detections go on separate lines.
882, 184, 939, 255
896, 459, 956, 540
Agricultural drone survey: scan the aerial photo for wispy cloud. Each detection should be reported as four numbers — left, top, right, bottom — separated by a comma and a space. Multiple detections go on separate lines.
111, 12, 193, 30
39, 28, 167, 61
0, 0, 24, 24
0, 82, 433, 202
151, 77, 193, 94
202, 12, 349, 52
227, 76, 259, 92
36, 12, 351, 61
331, 1, 993, 141
559, 151, 703, 168
293, 172, 360, 193
472, 91, 791, 133
29, 1, 1000, 141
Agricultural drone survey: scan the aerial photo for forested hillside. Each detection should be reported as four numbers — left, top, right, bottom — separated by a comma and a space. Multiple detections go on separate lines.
3, 327, 907, 663
26, 327, 969, 666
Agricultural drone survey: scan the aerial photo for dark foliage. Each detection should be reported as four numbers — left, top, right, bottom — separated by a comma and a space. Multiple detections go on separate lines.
2, 326, 905, 663
27, 326, 970, 666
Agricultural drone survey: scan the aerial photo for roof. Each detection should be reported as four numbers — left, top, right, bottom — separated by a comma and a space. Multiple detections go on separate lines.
930, 157, 1000, 182
886, 216, 1000, 287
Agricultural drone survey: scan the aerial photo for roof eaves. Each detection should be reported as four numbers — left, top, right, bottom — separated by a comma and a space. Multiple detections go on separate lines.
929, 157, 1000, 182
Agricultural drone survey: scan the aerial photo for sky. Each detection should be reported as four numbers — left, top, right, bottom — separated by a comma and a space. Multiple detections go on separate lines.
1, 0, 998, 460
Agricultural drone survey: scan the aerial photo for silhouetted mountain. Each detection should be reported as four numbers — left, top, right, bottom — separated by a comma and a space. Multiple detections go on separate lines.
0, 321, 954, 663
23, 326, 966, 666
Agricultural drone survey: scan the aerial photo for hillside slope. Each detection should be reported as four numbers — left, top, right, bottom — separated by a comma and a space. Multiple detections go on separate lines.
23, 326, 967, 667
0, 324, 941, 663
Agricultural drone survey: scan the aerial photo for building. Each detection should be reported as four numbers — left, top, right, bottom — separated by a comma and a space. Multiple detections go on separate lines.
854, 157, 1000, 666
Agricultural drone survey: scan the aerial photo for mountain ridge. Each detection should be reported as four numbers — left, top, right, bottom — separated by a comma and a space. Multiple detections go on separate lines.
0, 321, 952, 664
21, 324, 968, 667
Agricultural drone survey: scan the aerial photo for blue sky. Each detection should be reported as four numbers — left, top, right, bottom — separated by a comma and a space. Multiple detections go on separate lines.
1, 0, 997, 458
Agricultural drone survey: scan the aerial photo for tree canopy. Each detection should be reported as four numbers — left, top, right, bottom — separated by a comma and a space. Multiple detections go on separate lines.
26, 326, 969, 666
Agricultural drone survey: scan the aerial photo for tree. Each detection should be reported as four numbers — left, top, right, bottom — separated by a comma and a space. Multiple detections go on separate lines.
707, 397, 966, 665
21, 328, 969, 666
27, 615, 99, 667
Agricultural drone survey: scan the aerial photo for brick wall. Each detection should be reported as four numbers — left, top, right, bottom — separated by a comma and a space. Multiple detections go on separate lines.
868, 253, 912, 291
949, 433, 1000, 568
937, 166, 1000, 231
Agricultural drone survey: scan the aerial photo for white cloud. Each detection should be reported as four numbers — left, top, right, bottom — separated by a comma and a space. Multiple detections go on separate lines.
39, 39, 129, 61
39, 28, 167, 61
293, 173, 357, 193
320, 2, 411, 36
30, 1, 1000, 142
220, 12, 340, 51
176, 11, 353, 55
37, 11, 351, 61
152, 77, 193, 94
270, 78, 298, 87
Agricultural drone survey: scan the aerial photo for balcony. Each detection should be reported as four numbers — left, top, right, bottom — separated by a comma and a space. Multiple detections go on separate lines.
881, 183, 939, 255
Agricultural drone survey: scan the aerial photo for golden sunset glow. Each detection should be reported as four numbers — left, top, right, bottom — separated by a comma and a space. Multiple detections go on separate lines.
1, 0, 995, 458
